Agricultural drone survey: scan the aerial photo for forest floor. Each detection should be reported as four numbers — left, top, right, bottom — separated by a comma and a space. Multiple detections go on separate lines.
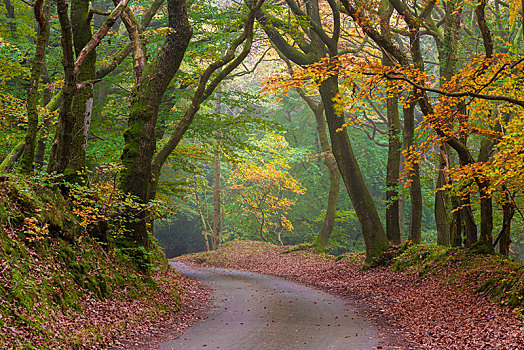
175, 241, 524, 350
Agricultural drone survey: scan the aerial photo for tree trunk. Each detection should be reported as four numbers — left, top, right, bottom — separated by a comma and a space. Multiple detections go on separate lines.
212, 155, 222, 250
385, 86, 401, 245
380, 0, 401, 245
48, 0, 77, 175
475, 137, 495, 251
312, 163, 340, 250
320, 76, 389, 260
499, 196, 514, 256
461, 195, 477, 247
0, 141, 24, 172
3, 0, 17, 40
299, 96, 340, 252
450, 195, 462, 247
20, 0, 49, 174
403, 102, 422, 243
49, 0, 132, 175
69, 0, 96, 181
436, 0, 461, 246
477, 180, 494, 250
435, 145, 450, 246
35, 61, 52, 170
119, 0, 192, 250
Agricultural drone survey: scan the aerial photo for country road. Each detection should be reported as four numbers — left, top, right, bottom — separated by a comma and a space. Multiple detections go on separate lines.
158, 262, 380, 350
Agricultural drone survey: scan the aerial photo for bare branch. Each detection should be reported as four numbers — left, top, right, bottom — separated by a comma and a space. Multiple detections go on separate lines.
376, 70, 524, 108
74, 0, 131, 76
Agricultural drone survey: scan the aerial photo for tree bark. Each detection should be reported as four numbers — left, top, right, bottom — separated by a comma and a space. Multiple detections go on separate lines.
311, 104, 340, 251
48, 0, 77, 175
379, 0, 402, 245
0, 141, 24, 172
20, 0, 49, 174
499, 195, 514, 256
212, 155, 222, 250
403, 102, 422, 243
69, 0, 96, 180
450, 194, 462, 247
462, 195, 478, 247
3, 0, 17, 40
385, 91, 402, 245
312, 159, 340, 250
320, 75, 389, 259
119, 0, 192, 249
435, 145, 450, 246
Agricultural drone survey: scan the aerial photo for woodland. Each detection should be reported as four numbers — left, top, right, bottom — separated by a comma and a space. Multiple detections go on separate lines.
0, 0, 524, 348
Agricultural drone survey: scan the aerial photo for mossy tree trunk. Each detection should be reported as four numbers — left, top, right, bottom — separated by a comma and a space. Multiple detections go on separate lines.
20, 0, 49, 174
380, 1, 402, 245
49, 0, 131, 174
450, 195, 462, 247
259, 0, 389, 260
462, 196, 477, 247
476, 137, 496, 252
312, 105, 340, 252
35, 61, 52, 170
435, 145, 451, 246
311, 156, 340, 251
320, 76, 389, 259
68, 0, 96, 181
3, 0, 17, 39
120, 0, 192, 250
385, 92, 402, 245
403, 102, 422, 243
499, 195, 514, 256
48, 0, 77, 175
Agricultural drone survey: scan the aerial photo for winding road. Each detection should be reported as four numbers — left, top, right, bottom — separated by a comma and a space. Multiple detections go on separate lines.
158, 262, 380, 350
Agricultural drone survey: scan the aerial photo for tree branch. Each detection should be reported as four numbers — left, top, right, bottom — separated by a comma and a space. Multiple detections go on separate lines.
74, 0, 131, 76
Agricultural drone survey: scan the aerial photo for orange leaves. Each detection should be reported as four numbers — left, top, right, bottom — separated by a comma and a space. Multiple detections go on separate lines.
23, 217, 49, 242
228, 132, 305, 238
486, 112, 524, 194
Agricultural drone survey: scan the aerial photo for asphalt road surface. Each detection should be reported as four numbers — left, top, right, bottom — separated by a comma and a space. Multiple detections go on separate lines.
158, 262, 379, 350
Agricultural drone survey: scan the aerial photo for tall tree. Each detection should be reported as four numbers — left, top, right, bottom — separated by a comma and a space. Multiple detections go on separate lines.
120, 0, 266, 256
20, 0, 49, 173
257, 0, 389, 259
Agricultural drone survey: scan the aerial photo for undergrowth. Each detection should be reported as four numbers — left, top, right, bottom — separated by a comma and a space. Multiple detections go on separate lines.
0, 174, 180, 348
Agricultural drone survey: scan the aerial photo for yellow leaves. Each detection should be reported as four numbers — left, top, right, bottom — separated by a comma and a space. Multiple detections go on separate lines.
509, 0, 521, 27
485, 111, 524, 193
23, 217, 49, 242
228, 132, 305, 236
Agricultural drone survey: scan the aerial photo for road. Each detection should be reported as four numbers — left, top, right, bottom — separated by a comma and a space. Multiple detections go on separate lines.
158, 262, 380, 350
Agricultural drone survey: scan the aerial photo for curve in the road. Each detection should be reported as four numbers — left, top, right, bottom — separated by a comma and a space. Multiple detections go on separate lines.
158, 262, 379, 350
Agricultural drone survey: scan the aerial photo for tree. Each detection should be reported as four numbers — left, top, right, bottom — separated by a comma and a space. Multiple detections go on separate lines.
257, 0, 390, 260
119, 0, 266, 258
228, 132, 305, 244
20, 0, 48, 174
